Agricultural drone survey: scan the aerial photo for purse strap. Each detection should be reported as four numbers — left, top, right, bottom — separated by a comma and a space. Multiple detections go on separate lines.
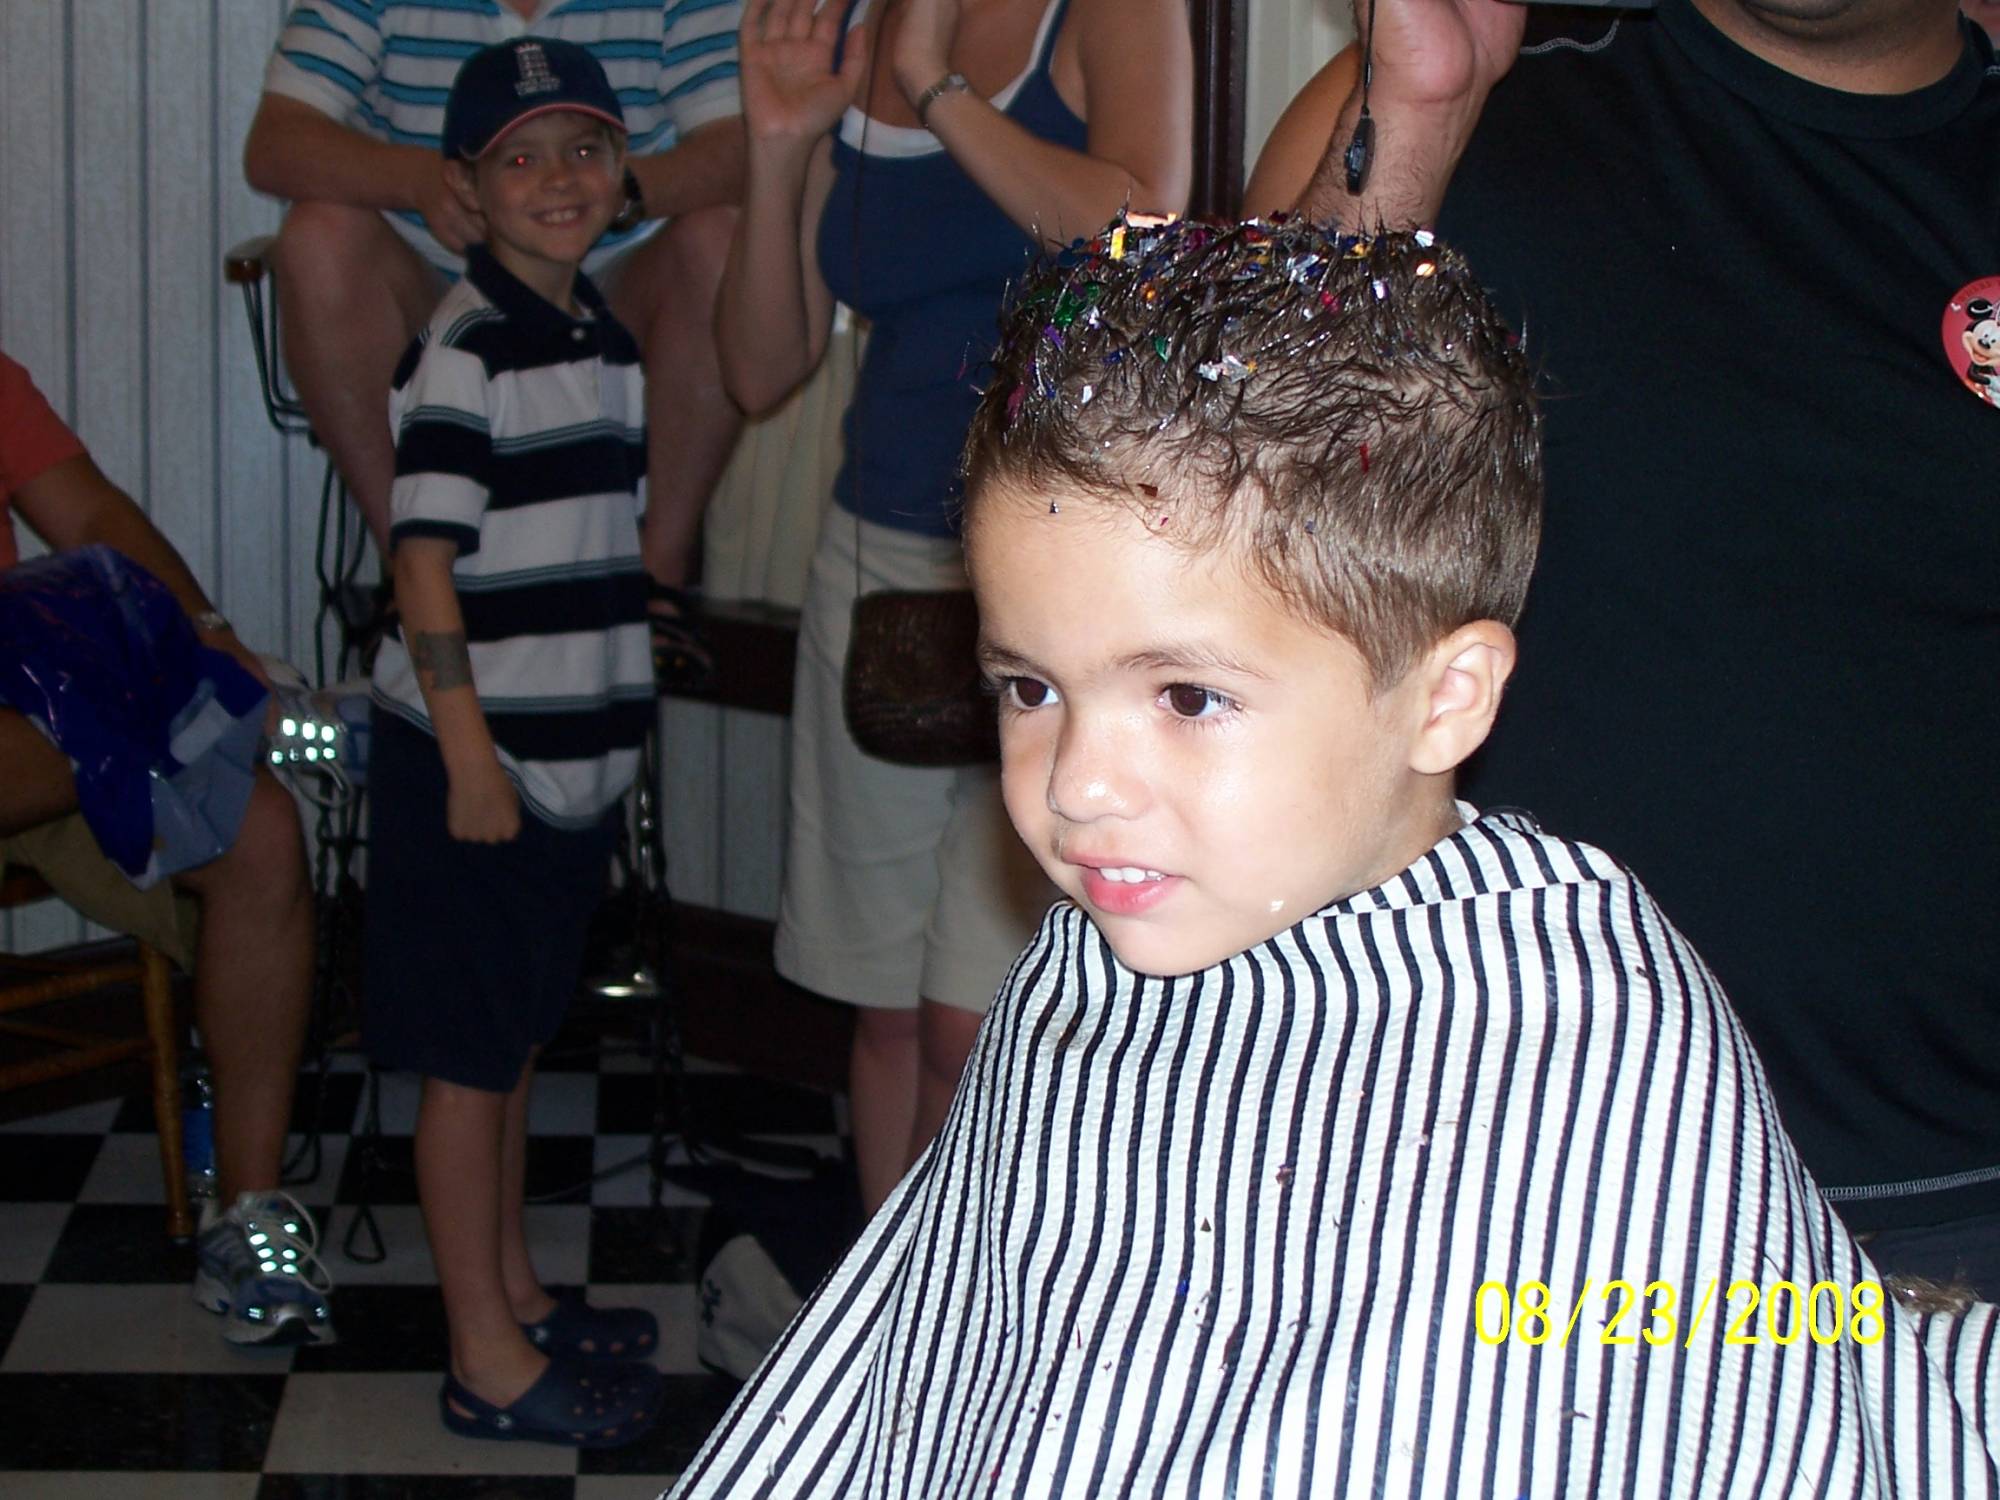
846, 0, 884, 607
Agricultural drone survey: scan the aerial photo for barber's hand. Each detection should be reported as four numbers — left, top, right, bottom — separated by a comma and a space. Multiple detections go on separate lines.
447, 758, 522, 843
891, 0, 961, 105
740, 0, 867, 144
1301, 0, 1526, 224
1360, 0, 1525, 122
414, 156, 486, 255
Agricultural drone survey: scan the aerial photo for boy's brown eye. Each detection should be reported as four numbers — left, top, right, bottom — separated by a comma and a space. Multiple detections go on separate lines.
1009, 678, 1054, 709
1165, 683, 1227, 718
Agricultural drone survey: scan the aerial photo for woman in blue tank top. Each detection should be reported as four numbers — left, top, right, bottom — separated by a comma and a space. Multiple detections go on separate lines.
719, 0, 1190, 1212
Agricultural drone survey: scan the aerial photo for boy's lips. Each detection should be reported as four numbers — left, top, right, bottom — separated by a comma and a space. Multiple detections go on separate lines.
1075, 861, 1181, 916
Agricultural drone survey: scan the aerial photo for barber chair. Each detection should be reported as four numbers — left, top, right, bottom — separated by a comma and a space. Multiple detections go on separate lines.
0, 869, 190, 1238
221, 237, 385, 1252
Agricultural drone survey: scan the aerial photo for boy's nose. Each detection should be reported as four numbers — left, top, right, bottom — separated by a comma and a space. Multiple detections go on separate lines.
1046, 714, 1146, 823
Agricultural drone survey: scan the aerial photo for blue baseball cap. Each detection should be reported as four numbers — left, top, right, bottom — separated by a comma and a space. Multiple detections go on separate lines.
441, 37, 626, 160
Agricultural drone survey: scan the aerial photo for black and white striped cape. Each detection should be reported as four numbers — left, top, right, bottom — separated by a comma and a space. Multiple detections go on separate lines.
669, 810, 2000, 1497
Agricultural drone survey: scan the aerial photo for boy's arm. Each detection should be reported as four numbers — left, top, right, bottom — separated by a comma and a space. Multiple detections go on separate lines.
392, 538, 520, 844
389, 328, 515, 841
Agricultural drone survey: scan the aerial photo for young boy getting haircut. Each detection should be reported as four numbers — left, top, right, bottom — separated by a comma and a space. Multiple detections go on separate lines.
363, 37, 660, 1448
668, 220, 2000, 1496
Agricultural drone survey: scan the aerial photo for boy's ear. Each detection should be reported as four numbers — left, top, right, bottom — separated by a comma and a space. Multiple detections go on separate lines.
443, 157, 480, 216
1406, 620, 1517, 777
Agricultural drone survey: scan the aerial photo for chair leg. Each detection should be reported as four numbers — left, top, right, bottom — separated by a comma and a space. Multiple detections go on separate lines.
140, 945, 193, 1239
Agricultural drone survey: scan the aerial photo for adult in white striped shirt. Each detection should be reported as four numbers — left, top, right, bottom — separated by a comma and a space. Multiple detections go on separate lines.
243, 0, 744, 685
667, 221, 2000, 1496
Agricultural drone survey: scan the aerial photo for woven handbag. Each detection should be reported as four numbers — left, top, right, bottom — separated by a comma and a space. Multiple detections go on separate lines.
842, 586, 998, 767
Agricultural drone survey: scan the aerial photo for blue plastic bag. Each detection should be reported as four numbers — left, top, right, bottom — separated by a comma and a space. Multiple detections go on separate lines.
0, 545, 267, 887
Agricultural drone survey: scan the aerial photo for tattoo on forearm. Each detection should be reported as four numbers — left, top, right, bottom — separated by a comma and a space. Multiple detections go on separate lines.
410, 630, 474, 691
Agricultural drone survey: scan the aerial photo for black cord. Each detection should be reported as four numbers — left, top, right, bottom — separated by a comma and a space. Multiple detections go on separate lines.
1345, 0, 1379, 197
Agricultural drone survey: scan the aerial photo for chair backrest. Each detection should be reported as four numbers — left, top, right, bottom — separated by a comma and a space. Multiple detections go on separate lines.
224, 234, 314, 438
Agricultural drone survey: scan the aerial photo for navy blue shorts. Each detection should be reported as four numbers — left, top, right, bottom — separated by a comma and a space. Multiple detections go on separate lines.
362, 714, 616, 1092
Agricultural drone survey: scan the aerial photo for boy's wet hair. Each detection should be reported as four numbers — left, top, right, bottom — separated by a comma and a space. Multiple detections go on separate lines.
963, 217, 1542, 686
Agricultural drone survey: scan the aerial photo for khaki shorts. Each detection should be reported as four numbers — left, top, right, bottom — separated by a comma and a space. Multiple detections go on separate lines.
1, 813, 198, 969
774, 512, 1056, 1014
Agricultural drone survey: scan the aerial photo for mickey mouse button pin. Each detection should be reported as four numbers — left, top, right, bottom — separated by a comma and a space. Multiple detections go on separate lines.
1943, 277, 2000, 408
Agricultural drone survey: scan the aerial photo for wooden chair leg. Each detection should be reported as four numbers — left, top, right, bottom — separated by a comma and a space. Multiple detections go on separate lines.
139, 945, 193, 1239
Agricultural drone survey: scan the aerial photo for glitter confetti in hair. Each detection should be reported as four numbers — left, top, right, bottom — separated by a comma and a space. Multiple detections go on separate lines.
963, 214, 1543, 685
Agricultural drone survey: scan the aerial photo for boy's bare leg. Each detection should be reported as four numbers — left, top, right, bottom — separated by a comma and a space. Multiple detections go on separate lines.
604, 206, 744, 592
417, 1071, 550, 1409
849, 1006, 920, 1214
498, 1051, 557, 1325
273, 201, 445, 554
172, 770, 314, 1202
907, 998, 981, 1169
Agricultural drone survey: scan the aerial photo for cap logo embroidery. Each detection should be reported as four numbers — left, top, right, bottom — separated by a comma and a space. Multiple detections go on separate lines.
1941, 276, 2000, 409
513, 41, 561, 98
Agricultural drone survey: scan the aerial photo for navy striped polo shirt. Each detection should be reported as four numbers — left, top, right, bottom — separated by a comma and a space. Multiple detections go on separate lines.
372, 245, 653, 828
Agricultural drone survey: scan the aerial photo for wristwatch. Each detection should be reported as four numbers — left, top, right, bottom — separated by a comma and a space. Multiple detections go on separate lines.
915, 72, 970, 127
608, 169, 646, 234
192, 608, 232, 635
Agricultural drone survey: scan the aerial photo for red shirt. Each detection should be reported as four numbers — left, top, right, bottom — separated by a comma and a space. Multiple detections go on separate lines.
0, 352, 87, 570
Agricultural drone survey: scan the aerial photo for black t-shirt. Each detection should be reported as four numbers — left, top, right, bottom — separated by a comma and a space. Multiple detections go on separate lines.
1440, 0, 2000, 1230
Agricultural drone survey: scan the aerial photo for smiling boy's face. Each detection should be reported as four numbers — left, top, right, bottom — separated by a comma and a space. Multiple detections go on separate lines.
449, 110, 625, 303
969, 479, 1475, 978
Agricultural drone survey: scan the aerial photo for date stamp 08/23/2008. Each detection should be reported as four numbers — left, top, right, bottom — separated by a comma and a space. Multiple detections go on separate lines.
1472, 1278, 1889, 1350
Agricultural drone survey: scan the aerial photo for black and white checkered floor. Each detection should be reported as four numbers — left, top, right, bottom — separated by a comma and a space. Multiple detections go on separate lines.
0, 1041, 848, 1498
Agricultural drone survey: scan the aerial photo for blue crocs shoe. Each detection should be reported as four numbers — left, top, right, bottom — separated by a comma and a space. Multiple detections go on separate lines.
441, 1357, 663, 1448
193, 1190, 337, 1346
521, 1290, 659, 1362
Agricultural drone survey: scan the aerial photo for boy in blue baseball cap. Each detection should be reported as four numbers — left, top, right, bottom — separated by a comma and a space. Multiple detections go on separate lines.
438, 36, 632, 310
363, 36, 661, 1448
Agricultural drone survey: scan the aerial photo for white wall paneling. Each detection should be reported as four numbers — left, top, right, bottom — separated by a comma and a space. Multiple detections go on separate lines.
716, 707, 787, 917
217, 0, 300, 674
3, 0, 77, 953
659, 701, 726, 910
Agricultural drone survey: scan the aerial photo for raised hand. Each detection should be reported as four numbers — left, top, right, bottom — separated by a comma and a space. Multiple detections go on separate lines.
1301, 0, 1527, 224
740, 0, 868, 144
1358, 0, 1525, 124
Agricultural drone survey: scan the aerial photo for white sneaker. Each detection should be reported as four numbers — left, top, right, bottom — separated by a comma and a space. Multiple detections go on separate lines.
192, 1190, 337, 1346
